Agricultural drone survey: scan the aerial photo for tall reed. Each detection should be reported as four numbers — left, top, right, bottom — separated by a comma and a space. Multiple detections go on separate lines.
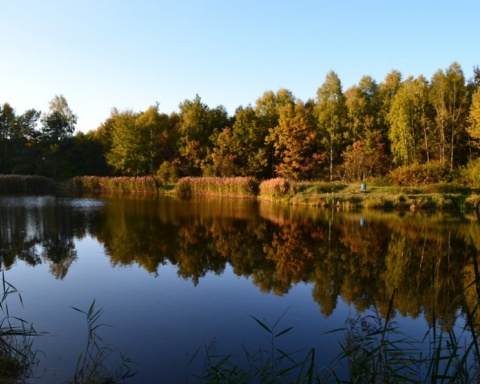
187, 307, 320, 384
0, 175, 55, 194
0, 270, 38, 382
175, 177, 259, 198
69, 176, 159, 194
67, 300, 136, 383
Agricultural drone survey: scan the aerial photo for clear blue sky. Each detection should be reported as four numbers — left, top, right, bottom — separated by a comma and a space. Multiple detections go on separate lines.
1, 0, 478, 133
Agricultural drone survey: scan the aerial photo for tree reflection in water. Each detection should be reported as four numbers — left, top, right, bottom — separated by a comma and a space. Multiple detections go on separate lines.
0, 195, 479, 329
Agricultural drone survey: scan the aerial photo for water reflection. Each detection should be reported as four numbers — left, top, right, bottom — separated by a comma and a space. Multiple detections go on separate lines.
0, 195, 479, 328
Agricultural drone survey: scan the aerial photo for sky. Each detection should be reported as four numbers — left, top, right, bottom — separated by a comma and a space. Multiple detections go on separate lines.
1, 0, 479, 133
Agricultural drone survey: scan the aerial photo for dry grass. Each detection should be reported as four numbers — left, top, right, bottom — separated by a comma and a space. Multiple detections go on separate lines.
69, 176, 159, 194
175, 177, 259, 198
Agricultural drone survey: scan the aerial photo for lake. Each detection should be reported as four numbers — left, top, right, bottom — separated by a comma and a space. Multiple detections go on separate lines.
0, 195, 478, 383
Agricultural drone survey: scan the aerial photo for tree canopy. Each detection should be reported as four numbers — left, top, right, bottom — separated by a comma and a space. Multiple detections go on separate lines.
1, 62, 480, 182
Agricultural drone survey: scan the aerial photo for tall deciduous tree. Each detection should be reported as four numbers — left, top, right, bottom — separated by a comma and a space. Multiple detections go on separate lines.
467, 88, 480, 149
135, 104, 171, 174
177, 95, 228, 175
345, 75, 382, 143
210, 106, 268, 177
0, 103, 16, 173
430, 62, 468, 169
379, 70, 402, 149
106, 109, 147, 176
41, 95, 77, 142
388, 75, 433, 166
315, 71, 348, 181
255, 89, 295, 177
11, 109, 42, 174
267, 100, 320, 180
342, 131, 388, 181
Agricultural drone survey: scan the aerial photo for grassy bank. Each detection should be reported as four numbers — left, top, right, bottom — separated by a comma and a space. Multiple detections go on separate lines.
1, 174, 474, 212
258, 178, 480, 212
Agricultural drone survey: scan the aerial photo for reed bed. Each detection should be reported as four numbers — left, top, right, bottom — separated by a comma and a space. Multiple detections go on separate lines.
175, 177, 259, 198
0, 175, 55, 194
69, 176, 159, 194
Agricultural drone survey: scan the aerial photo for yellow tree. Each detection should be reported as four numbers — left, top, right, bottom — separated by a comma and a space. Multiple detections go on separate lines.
388, 75, 433, 166
430, 62, 468, 169
467, 88, 480, 149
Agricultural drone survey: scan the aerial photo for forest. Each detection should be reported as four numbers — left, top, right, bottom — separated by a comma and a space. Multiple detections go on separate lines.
1, 62, 480, 185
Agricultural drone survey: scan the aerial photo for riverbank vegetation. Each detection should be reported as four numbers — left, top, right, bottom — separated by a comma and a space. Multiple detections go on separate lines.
68, 175, 159, 194
0, 271, 37, 383
0, 175, 55, 194
67, 173, 480, 212
1, 63, 480, 187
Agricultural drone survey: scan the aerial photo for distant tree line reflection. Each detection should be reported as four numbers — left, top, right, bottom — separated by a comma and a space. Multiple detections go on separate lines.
1, 196, 479, 327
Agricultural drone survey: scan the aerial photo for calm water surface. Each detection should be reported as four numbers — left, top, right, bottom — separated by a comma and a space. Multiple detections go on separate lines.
0, 195, 478, 382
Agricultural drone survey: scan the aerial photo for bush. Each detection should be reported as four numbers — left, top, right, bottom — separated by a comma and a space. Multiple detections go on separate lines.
258, 178, 291, 199
156, 161, 179, 184
389, 162, 454, 186
365, 176, 392, 187
460, 158, 480, 187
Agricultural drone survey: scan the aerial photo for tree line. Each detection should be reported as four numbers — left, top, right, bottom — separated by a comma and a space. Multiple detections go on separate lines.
2, 62, 480, 182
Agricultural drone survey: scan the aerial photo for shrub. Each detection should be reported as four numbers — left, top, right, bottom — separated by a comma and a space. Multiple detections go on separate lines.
389, 162, 454, 186
465, 194, 480, 210
259, 178, 291, 199
174, 177, 193, 198
460, 158, 480, 187
365, 175, 392, 187
156, 161, 179, 184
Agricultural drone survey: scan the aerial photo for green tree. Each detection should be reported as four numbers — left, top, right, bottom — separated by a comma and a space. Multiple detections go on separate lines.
105, 105, 173, 176
0, 103, 16, 173
388, 75, 433, 166
209, 127, 237, 176
345, 75, 383, 143
232, 106, 268, 177
379, 70, 402, 151
41, 95, 77, 142
177, 95, 229, 176
315, 71, 348, 181
37, 95, 77, 177
430, 62, 468, 169
10, 109, 42, 174
135, 104, 171, 174
106, 109, 146, 175
65, 131, 110, 176
255, 89, 295, 177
